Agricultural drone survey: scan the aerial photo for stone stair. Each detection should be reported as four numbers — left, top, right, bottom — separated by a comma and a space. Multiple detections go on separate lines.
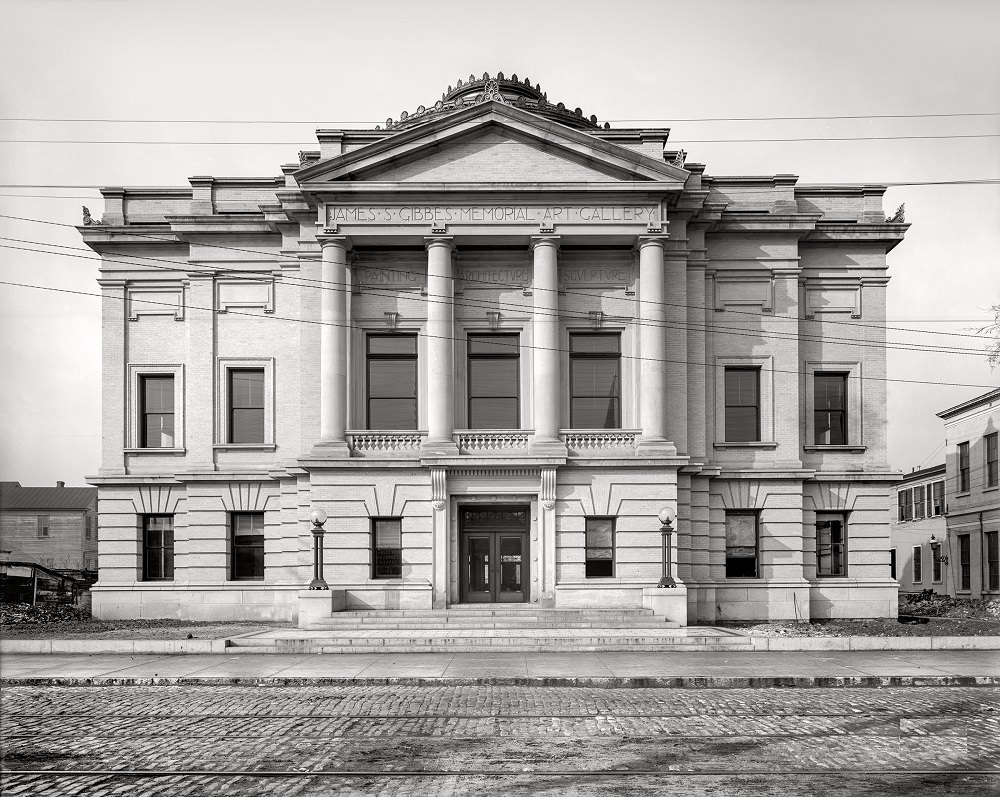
226, 607, 753, 653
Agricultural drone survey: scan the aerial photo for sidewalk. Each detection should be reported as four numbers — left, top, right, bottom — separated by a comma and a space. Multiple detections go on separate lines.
3, 649, 999, 687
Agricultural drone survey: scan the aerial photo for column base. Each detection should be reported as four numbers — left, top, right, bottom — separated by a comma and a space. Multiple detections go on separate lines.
529, 438, 568, 456
421, 438, 460, 456
636, 438, 678, 456
309, 440, 351, 458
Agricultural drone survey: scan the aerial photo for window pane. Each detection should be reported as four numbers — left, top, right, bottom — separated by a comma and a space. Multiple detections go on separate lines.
585, 559, 613, 578
571, 334, 619, 354
231, 408, 265, 444
586, 519, 613, 548
725, 407, 758, 442
369, 360, 417, 399
725, 369, 758, 407
725, 513, 757, 577
571, 360, 619, 396
368, 399, 417, 430
468, 335, 518, 356
375, 519, 402, 548
814, 374, 846, 410
230, 369, 264, 409
469, 359, 518, 398
368, 335, 417, 356
469, 398, 518, 429
571, 397, 619, 429
143, 376, 174, 413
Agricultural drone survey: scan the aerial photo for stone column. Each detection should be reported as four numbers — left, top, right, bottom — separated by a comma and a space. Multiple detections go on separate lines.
637, 236, 675, 454
423, 237, 458, 454
315, 235, 350, 455
530, 236, 566, 454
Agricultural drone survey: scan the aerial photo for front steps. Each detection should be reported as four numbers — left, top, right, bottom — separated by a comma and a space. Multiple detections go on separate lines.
227, 607, 753, 653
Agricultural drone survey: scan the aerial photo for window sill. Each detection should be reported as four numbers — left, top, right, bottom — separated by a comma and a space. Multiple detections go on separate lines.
804, 445, 866, 453
983, 485, 999, 493
124, 448, 186, 454
213, 444, 277, 451
816, 573, 849, 578
714, 441, 778, 449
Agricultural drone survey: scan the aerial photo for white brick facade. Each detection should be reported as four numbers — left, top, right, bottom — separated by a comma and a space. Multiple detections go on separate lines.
81, 73, 906, 622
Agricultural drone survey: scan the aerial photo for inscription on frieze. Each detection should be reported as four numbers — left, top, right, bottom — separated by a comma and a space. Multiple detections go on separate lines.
327, 204, 660, 227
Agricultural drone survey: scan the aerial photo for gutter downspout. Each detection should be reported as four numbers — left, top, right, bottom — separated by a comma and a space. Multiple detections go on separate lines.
981, 512, 986, 598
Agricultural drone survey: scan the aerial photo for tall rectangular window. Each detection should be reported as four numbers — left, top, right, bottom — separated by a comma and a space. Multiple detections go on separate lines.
959, 534, 971, 591
372, 518, 402, 579
958, 441, 970, 492
585, 517, 615, 578
229, 369, 265, 444
912, 546, 922, 583
142, 515, 174, 580
913, 485, 926, 520
814, 373, 848, 445
986, 432, 999, 488
570, 334, 620, 428
816, 513, 847, 577
367, 335, 418, 430
901, 488, 913, 521
890, 548, 896, 580
85, 516, 91, 540
725, 512, 759, 578
140, 375, 175, 448
931, 481, 945, 515
897, 490, 907, 522
931, 544, 943, 583
37, 515, 49, 538
467, 334, 519, 429
724, 368, 760, 442
987, 531, 999, 591
231, 512, 264, 580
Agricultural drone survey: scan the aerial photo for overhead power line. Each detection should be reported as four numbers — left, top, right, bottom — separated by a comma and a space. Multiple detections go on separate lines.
1, 179, 998, 191
1, 134, 999, 145
0, 111, 997, 124
2, 277, 996, 391
2, 236, 991, 358
0, 211, 992, 343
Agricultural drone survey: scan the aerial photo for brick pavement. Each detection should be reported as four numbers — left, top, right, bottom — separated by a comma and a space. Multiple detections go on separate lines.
1, 685, 998, 796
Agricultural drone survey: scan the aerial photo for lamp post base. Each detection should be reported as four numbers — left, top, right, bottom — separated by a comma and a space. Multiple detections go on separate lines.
307, 579, 329, 590
657, 577, 677, 588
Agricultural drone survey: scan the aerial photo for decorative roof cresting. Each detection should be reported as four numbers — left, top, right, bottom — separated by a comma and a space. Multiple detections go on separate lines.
378, 71, 610, 133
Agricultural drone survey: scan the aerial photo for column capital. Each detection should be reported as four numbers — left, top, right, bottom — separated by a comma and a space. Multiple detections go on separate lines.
316, 233, 351, 249
635, 234, 669, 251
530, 235, 561, 251
424, 236, 453, 251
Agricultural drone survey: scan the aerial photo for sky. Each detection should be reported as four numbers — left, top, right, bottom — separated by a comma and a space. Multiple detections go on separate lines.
0, 0, 997, 487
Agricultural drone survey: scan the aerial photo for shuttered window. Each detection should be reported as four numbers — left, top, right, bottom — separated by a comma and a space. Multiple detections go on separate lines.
229, 369, 265, 444
468, 334, 519, 429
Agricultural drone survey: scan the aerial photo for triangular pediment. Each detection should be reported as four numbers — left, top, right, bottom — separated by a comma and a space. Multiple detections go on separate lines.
296, 102, 688, 187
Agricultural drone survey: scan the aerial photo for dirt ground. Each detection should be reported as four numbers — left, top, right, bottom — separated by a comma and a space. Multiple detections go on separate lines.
2, 592, 998, 640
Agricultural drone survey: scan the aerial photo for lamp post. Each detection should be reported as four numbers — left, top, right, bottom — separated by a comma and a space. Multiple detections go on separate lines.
657, 506, 676, 588
308, 508, 329, 590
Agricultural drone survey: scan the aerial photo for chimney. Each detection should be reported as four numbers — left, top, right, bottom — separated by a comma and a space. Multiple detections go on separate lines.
56, 481, 65, 488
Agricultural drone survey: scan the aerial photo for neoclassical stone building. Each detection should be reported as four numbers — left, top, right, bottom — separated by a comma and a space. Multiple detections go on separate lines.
81, 72, 907, 622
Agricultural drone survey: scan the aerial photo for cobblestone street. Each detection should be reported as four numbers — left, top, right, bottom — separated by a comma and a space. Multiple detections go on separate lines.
2, 684, 998, 795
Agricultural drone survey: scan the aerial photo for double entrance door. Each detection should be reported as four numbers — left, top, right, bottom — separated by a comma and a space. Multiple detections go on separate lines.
459, 506, 529, 603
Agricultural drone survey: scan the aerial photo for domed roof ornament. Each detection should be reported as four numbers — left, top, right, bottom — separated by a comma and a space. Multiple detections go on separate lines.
381, 71, 605, 132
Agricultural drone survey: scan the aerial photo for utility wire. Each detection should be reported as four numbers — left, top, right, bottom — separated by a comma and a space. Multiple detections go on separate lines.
2, 277, 996, 390
1, 111, 997, 124
1, 179, 998, 189
2, 237, 990, 359
1, 134, 999, 145
0, 211, 993, 343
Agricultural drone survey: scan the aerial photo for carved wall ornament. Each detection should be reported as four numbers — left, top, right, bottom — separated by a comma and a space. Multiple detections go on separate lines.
384, 311, 399, 330
487, 310, 501, 330
886, 204, 905, 223
82, 206, 105, 226
671, 149, 687, 168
